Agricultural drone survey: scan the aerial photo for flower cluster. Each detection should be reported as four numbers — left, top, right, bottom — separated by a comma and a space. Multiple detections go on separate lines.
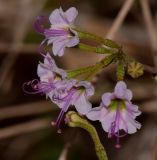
24, 7, 141, 148
23, 53, 94, 132
34, 7, 79, 56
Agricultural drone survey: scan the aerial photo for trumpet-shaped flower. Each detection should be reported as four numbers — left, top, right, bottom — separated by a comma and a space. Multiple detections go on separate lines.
23, 53, 94, 132
34, 7, 79, 56
87, 81, 141, 148
51, 80, 94, 131
23, 53, 66, 95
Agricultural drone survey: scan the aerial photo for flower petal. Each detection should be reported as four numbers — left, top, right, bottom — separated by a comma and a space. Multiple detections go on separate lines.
125, 102, 141, 118
66, 36, 79, 47
37, 53, 67, 80
102, 92, 113, 106
75, 81, 95, 97
124, 89, 133, 101
87, 106, 102, 121
101, 110, 116, 132
120, 110, 141, 134
52, 37, 68, 56
127, 118, 141, 134
49, 8, 67, 25
114, 81, 133, 100
74, 92, 92, 115
65, 7, 78, 23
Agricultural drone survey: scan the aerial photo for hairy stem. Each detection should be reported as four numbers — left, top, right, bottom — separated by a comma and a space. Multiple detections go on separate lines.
66, 111, 108, 160
78, 43, 118, 54
74, 28, 119, 49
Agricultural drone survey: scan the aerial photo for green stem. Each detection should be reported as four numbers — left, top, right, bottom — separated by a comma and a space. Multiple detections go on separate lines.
67, 54, 117, 79
67, 63, 103, 78
84, 54, 117, 80
66, 111, 108, 160
78, 43, 118, 54
100, 53, 118, 67
117, 61, 125, 81
74, 28, 120, 48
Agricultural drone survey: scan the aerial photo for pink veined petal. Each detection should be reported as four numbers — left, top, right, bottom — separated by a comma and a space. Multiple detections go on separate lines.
124, 89, 133, 101
49, 8, 68, 25
44, 53, 56, 66
87, 106, 102, 121
114, 81, 128, 99
52, 37, 69, 56
127, 118, 141, 134
100, 110, 116, 132
66, 36, 79, 47
102, 92, 113, 106
47, 36, 60, 45
50, 89, 72, 110
65, 7, 78, 23
117, 111, 128, 133
125, 102, 141, 118
37, 63, 55, 82
75, 81, 95, 97
121, 110, 141, 134
73, 92, 92, 115
37, 53, 67, 79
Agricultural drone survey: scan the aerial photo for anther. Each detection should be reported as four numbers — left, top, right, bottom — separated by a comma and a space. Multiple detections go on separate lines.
51, 121, 56, 126
115, 144, 121, 149
57, 129, 62, 134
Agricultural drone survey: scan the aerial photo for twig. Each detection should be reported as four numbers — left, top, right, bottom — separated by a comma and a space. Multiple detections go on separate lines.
0, 118, 51, 140
106, 0, 135, 39
58, 143, 71, 160
142, 99, 157, 113
98, 0, 135, 68
152, 136, 157, 160
144, 64, 157, 74
140, 0, 157, 52
0, 101, 57, 121
0, 43, 38, 54
0, 0, 48, 91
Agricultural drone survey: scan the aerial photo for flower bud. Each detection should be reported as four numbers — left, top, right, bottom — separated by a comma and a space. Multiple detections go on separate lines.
127, 61, 144, 78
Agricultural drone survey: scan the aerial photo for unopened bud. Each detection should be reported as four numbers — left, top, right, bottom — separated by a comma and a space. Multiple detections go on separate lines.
127, 61, 144, 78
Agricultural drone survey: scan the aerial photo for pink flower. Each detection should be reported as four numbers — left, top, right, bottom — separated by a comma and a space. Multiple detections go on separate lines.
23, 53, 66, 95
23, 53, 94, 132
51, 80, 94, 131
87, 81, 141, 148
34, 7, 79, 56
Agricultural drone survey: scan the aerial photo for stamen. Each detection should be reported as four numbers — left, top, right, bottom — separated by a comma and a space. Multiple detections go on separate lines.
115, 130, 121, 149
108, 133, 112, 138
51, 121, 56, 126
52, 89, 75, 103
57, 129, 62, 134
52, 90, 75, 132
115, 144, 121, 149
23, 79, 55, 94
55, 109, 65, 129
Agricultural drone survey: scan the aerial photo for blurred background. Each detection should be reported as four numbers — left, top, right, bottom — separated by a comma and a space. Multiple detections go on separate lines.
0, 0, 157, 159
